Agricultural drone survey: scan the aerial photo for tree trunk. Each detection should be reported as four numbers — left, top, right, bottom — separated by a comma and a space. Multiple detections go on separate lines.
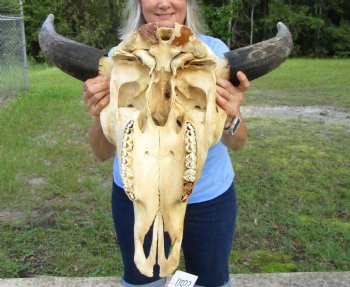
250, 2, 255, 44
227, 0, 234, 48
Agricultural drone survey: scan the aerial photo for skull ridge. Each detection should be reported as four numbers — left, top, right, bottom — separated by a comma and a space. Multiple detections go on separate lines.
100, 23, 226, 277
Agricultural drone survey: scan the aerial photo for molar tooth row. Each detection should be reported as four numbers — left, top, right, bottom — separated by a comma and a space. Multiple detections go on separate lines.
121, 120, 135, 201
183, 122, 197, 183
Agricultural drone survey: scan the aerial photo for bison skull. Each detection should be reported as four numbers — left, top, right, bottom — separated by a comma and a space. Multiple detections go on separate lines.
100, 23, 226, 277
39, 13, 293, 278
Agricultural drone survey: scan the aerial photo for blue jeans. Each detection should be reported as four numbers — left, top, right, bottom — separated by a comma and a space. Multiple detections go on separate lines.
112, 181, 237, 286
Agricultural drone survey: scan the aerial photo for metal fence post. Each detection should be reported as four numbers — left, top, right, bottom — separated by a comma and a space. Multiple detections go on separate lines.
19, 0, 29, 90
0, 1, 29, 96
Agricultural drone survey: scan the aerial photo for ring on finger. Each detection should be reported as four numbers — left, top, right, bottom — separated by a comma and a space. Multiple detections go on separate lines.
225, 93, 231, 101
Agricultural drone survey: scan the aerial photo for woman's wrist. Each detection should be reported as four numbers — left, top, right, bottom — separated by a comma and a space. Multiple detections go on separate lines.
223, 115, 241, 136
224, 109, 241, 129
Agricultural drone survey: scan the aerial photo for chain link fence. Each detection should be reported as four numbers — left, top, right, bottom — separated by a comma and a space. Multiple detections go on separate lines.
0, 1, 28, 98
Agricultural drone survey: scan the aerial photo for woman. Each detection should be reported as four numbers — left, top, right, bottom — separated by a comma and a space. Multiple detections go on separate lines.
83, 0, 249, 286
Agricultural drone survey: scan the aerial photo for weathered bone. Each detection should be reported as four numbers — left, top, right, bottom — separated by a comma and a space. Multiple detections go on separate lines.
38, 14, 293, 85
38, 14, 293, 277
99, 23, 226, 277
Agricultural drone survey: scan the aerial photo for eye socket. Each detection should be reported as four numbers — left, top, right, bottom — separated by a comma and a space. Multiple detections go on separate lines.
174, 86, 206, 109
188, 59, 216, 69
115, 55, 137, 62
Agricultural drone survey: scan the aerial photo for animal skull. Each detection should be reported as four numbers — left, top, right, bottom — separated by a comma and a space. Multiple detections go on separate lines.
100, 23, 226, 277
39, 13, 293, 278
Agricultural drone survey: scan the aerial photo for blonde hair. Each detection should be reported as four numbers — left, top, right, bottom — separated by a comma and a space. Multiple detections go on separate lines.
119, 0, 206, 39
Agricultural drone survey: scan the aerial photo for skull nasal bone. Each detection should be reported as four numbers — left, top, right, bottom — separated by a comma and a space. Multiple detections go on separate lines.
149, 80, 172, 127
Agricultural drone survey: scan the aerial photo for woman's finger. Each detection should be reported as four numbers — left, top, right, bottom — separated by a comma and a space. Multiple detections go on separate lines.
90, 93, 110, 117
87, 89, 109, 107
84, 80, 109, 96
236, 71, 249, 92
216, 84, 231, 102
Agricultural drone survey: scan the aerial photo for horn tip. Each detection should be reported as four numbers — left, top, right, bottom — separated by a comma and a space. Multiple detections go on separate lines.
44, 14, 55, 25
277, 22, 286, 28
276, 22, 291, 37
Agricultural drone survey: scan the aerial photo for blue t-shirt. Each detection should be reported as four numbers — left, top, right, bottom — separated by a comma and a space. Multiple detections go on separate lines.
112, 34, 234, 204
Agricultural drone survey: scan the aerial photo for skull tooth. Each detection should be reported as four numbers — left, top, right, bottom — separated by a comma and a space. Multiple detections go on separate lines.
181, 194, 189, 202
185, 143, 195, 153
121, 120, 135, 199
121, 150, 130, 160
122, 141, 133, 152
185, 153, 197, 162
184, 169, 196, 182
183, 122, 197, 184
185, 159, 196, 169
126, 191, 136, 201
185, 135, 196, 144
121, 167, 133, 178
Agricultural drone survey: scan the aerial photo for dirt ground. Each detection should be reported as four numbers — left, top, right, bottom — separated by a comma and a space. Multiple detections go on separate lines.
242, 106, 350, 130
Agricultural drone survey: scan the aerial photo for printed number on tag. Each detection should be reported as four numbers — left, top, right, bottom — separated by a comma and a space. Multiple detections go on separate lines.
168, 270, 198, 287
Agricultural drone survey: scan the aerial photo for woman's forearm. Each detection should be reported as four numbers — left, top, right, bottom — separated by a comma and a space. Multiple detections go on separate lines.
88, 117, 116, 161
221, 118, 248, 151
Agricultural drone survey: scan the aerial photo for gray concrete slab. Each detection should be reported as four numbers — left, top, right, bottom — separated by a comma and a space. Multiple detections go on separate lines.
0, 272, 349, 287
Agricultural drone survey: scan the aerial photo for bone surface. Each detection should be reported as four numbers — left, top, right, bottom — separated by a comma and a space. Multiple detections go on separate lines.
99, 23, 226, 277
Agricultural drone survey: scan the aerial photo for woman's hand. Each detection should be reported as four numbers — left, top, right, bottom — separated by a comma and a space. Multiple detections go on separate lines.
216, 71, 249, 150
216, 71, 249, 128
83, 75, 110, 117
83, 75, 115, 161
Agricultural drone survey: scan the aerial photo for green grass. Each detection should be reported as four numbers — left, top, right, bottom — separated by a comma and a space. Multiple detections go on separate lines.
0, 65, 120, 277
0, 66, 26, 99
246, 58, 350, 109
0, 59, 349, 277
231, 118, 349, 273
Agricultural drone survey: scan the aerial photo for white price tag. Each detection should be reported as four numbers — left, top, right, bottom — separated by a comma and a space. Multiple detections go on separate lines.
168, 270, 198, 287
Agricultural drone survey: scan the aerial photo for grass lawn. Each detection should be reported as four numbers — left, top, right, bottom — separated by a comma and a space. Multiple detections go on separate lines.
245, 58, 350, 109
0, 59, 349, 277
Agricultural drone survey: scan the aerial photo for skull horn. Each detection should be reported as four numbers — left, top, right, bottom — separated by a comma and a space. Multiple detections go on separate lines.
39, 14, 293, 84
38, 14, 107, 82
224, 22, 293, 86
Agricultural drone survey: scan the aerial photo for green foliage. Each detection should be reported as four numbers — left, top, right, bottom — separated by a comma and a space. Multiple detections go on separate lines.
22, 0, 125, 60
0, 0, 18, 13
201, 0, 245, 45
17, 0, 350, 58
201, 0, 350, 57
256, 0, 350, 57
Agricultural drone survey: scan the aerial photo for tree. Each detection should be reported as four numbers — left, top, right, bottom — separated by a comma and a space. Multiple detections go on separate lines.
20, 0, 350, 58
23, 0, 125, 60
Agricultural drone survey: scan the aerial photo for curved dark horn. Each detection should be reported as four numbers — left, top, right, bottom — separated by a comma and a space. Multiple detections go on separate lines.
38, 14, 107, 81
225, 22, 293, 86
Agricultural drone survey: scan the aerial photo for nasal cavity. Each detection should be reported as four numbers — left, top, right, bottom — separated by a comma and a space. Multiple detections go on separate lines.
158, 28, 173, 41
149, 82, 172, 126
